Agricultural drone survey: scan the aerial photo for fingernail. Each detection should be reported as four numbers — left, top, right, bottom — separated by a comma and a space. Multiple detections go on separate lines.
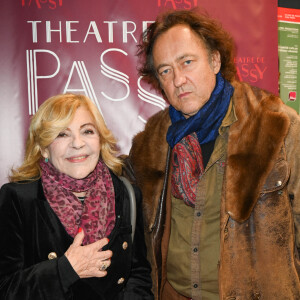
78, 227, 82, 233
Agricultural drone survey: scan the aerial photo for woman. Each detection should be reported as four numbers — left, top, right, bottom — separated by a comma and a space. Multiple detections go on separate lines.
0, 94, 153, 299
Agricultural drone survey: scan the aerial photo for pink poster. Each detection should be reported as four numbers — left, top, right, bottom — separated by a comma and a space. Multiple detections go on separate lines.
0, 0, 278, 184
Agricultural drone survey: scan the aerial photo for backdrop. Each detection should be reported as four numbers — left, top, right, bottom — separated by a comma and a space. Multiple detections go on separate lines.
0, 0, 278, 185
278, 6, 300, 112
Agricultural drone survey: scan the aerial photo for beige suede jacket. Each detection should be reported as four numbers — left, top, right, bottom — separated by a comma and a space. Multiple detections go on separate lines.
128, 81, 300, 300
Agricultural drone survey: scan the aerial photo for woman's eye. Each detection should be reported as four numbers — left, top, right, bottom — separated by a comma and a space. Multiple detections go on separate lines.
84, 129, 95, 135
57, 132, 67, 138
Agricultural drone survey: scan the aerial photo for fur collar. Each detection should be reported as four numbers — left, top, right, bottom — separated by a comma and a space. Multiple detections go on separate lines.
129, 81, 290, 228
225, 81, 290, 222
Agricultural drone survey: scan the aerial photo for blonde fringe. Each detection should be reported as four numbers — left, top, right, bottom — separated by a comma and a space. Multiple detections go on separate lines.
10, 94, 123, 182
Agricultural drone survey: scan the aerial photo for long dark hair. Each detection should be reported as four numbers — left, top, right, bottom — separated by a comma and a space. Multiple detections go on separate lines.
137, 9, 237, 93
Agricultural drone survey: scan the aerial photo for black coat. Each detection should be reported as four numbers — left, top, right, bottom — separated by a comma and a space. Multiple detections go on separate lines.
0, 172, 153, 300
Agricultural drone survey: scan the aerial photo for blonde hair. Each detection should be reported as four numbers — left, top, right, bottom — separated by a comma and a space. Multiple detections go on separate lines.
10, 94, 123, 182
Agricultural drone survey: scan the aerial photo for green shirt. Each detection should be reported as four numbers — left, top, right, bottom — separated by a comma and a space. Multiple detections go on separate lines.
166, 101, 237, 299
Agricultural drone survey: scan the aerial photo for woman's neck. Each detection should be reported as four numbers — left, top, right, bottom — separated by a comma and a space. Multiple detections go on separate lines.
73, 191, 87, 198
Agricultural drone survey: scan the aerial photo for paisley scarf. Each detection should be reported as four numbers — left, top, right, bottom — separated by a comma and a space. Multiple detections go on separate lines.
170, 73, 234, 206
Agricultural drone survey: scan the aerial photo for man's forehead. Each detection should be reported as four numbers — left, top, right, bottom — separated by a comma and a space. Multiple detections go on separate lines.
152, 26, 207, 66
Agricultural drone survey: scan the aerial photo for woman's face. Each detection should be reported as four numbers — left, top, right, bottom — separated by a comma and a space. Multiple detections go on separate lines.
42, 106, 101, 179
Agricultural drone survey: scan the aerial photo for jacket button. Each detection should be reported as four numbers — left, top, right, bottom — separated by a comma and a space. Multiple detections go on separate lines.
48, 252, 57, 260
117, 277, 125, 284
122, 241, 128, 250
275, 180, 282, 187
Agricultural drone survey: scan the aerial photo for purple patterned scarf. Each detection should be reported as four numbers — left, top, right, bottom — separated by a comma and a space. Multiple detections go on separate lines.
171, 133, 204, 207
169, 73, 233, 207
40, 159, 115, 245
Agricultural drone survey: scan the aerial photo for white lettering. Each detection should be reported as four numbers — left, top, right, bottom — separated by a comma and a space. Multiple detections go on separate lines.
100, 48, 130, 101
64, 61, 103, 115
142, 21, 155, 36
26, 49, 60, 114
27, 21, 42, 43
83, 21, 102, 43
137, 76, 166, 110
46, 21, 62, 43
104, 21, 117, 43
28, 20, 155, 43
66, 21, 79, 43
123, 21, 137, 43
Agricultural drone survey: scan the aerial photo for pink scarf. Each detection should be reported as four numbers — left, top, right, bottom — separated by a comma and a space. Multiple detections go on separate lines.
171, 133, 204, 207
40, 159, 115, 245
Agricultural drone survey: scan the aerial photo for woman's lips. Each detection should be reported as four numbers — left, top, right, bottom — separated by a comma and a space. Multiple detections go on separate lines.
66, 155, 88, 163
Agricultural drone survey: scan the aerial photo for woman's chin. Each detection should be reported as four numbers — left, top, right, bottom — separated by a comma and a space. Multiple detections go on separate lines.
65, 170, 92, 180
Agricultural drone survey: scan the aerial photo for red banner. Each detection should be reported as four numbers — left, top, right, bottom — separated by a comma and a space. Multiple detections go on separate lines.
0, 0, 278, 185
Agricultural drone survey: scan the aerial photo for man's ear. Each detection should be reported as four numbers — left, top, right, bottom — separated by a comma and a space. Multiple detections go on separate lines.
211, 51, 221, 74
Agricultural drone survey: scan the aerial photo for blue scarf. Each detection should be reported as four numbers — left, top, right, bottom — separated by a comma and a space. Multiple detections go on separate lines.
166, 72, 234, 148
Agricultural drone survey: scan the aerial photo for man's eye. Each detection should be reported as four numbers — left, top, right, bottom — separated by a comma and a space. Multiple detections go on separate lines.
159, 68, 170, 76
184, 60, 192, 65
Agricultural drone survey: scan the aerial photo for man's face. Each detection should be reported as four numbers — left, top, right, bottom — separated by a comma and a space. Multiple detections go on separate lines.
153, 25, 221, 118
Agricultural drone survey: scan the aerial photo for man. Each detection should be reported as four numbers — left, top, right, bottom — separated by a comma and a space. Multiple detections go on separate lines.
127, 9, 300, 300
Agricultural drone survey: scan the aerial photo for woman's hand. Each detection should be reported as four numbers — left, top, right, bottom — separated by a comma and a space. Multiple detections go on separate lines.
65, 228, 113, 278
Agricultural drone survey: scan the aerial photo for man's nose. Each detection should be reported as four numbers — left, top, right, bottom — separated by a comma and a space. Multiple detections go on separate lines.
173, 68, 186, 87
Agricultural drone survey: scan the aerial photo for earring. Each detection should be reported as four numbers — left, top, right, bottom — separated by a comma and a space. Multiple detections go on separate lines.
45, 158, 49, 163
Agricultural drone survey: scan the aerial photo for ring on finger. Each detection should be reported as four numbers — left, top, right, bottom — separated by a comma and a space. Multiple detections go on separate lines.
100, 263, 108, 271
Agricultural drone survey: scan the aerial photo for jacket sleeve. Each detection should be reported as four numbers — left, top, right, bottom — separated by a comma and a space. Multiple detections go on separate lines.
123, 185, 154, 300
0, 183, 79, 300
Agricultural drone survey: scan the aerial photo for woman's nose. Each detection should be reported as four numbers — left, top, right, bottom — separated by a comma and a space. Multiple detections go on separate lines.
71, 134, 85, 149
